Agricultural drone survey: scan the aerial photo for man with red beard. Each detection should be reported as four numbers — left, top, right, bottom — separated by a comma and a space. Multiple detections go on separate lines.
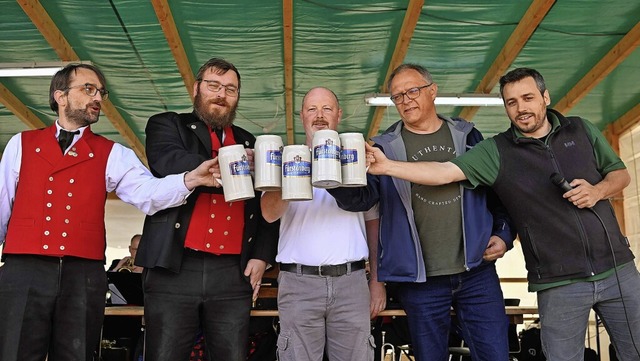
136, 58, 278, 361
0, 63, 221, 361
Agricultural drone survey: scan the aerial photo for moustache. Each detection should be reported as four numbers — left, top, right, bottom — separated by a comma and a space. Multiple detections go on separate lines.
209, 99, 229, 107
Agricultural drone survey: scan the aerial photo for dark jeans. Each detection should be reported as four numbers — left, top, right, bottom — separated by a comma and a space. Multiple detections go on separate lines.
143, 251, 252, 361
397, 263, 509, 361
0, 254, 107, 361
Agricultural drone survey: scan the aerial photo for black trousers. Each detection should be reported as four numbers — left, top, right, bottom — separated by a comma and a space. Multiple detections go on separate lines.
0, 254, 107, 361
143, 250, 253, 361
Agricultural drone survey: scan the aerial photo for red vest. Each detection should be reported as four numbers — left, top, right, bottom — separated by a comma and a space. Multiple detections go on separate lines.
4, 126, 114, 260
184, 126, 245, 254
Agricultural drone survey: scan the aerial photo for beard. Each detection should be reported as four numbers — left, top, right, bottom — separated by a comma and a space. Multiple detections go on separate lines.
193, 91, 238, 129
64, 102, 100, 127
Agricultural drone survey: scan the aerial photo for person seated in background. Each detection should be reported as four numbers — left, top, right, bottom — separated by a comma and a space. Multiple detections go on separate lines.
109, 234, 143, 273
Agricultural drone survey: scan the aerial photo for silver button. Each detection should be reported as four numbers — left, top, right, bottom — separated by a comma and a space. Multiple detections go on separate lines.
43, 245, 49, 250
223, 231, 229, 236
219, 245, 225, 250
44, 230, 50, 236
62, 232, 67, 237
59, 245, 65, 251
46, 203, 52, 208
226, 216, 231, 221
191, 124, 197, 129
175, 223, 181, 228
208, 229, 213, 234
89, 153, 94, 158
67, 192, 72, 197
212, 199, 217, 204
45, 216, 51, 221
69, 179, 75, 184
66, 205, 71, 210
248, 237, 252, 243
206, 243, 211, 248
249, 214, 254, 219
64, 219, 70, 224
210, 214, 215, 219
47, 190, 53, 194
49, 176, 54, 181
36, 148, 41, 152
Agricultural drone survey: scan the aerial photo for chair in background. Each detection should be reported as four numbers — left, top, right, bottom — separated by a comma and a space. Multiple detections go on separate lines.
505, 298, 521, 360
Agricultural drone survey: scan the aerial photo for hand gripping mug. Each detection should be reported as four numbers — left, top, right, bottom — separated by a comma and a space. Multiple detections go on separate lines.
311, 129, 342, 188
217, 144, 255, 202
281, 145, 313, 201
254, 135, 283, 191
339, 132, 367, 187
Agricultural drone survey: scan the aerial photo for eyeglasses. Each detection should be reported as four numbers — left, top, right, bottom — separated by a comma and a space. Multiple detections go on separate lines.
390, 83, 433, 105
200, 80, 239, 97
64, 83, 109, 100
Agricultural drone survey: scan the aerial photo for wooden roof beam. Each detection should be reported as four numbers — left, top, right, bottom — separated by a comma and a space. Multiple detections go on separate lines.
282, 0, 295, 145
151, 0, 196, 101
366, 0, 424, 141
458, 0, 555, 121
17, 0, 76, 61
0, 83, 47, 129
18, 0, 147, 162
554, 21, 640, 113
610, 102, 640, 137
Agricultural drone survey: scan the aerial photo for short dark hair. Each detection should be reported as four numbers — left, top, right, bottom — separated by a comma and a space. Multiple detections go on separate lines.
195, 57, 241, 90
387, 63, 434, 92
499, 67, 547, 98
49, 63, 107, 114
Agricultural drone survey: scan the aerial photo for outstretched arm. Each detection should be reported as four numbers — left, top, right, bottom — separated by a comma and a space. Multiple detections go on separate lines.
366, 143, 467, 185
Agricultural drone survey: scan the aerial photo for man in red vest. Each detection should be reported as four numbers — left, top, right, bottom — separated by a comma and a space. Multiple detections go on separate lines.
0, 63, 219, 361
136, 57, 279, 361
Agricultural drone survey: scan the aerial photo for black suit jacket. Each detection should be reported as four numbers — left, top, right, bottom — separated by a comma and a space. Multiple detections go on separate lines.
137, 111, 279, 273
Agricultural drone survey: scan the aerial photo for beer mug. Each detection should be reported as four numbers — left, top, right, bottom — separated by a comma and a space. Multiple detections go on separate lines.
217, 144, 255, 202
254, 135, 283, 191
339, 132, 367, 187
311, 129, 342, 188
281, 145, 313, 201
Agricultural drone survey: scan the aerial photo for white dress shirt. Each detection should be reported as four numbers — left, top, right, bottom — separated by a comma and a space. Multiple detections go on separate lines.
0, 123, 193, 243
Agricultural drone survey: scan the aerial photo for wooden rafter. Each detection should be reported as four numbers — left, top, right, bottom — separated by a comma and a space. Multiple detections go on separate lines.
554, 21, 640, 113
283, 0, 295, 145
17, 0, 146, 162
0, 83, 47, 129
151, 0, 196, 101
17, 0, 76, 61
366, 0, 424, 141
458, 0, 555, 121
610, 102, 640, 137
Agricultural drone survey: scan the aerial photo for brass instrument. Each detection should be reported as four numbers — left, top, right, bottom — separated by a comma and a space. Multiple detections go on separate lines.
118, 257, 136, 272
380, 330, 396, 361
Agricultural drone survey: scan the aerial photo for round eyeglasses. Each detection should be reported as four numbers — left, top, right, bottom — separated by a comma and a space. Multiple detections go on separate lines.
390, 83, 433, 105
64, 83, 109, 100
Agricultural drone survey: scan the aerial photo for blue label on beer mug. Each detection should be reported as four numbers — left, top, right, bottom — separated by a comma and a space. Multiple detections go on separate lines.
283, 158, 311, 177
314, 142, 341, 160
340, 148, 358, 165
266, 150, 282, 166
229, 158, 251, 176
